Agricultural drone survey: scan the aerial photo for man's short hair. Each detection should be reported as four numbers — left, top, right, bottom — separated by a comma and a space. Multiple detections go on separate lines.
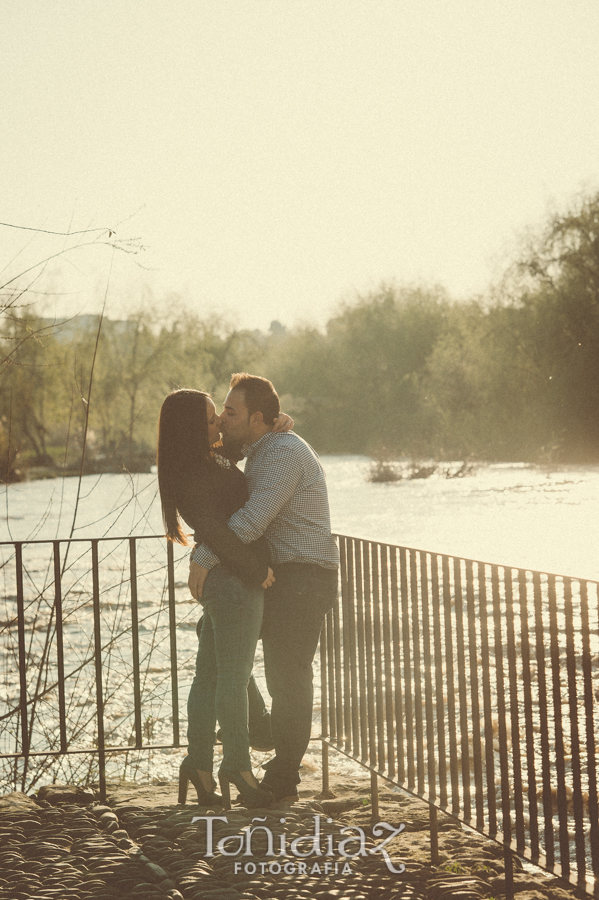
230, 373, 280, 425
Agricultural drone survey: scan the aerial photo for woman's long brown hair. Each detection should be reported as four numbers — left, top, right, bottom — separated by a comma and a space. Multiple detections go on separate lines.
157, 389, 212, 544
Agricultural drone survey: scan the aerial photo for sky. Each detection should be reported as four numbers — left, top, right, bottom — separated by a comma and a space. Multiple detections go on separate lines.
3, 0, 599, 332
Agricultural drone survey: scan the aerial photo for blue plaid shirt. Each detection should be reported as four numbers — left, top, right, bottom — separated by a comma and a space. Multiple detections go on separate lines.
192, 431, 339, 570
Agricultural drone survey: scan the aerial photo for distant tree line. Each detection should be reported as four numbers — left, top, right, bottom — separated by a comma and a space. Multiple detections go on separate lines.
2, 189, 599, 480
270, 190, 599, 463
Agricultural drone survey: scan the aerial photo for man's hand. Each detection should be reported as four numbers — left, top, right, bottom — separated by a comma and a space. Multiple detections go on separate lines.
272, 412, 294, 433
262, 566, 275, 590
189, 559, 210, 600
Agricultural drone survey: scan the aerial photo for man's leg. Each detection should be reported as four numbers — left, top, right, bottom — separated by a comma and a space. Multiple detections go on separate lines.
260, 563, 338, 797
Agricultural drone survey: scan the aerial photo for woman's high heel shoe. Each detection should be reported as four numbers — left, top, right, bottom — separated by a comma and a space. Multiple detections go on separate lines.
178, 757, 222, 806
218, 769, 274, 809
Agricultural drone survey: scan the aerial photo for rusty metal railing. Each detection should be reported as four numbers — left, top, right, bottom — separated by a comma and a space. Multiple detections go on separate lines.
0, 534, 191, 799
3, 531, 599, 896
320, 535, 599, 897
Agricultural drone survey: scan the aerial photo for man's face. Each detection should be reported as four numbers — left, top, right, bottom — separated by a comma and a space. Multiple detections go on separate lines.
220, 389, 252, 449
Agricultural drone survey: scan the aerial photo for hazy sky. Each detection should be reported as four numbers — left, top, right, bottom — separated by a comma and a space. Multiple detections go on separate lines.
3, 1, 599, 331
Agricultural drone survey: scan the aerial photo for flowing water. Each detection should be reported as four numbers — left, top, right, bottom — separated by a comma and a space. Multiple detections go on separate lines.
3, 456, 599, 579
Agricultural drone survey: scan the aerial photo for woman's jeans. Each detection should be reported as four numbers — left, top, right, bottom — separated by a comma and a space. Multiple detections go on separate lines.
187, 567, 263, 773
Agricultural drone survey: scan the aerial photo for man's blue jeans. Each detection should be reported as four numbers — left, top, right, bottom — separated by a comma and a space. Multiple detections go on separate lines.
260, 562, 339, 790
187, 567, 263, 773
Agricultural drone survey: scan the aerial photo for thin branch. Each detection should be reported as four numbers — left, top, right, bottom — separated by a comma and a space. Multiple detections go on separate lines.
0, 221, 113, 237
0, 235, 143, 293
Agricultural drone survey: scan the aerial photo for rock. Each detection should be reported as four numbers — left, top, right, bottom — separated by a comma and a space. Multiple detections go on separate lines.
36, 785, 95, 806
0, 792, 39, 811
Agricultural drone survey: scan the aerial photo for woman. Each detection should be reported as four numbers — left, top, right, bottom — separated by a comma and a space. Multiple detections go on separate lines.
157, 388, 281, 809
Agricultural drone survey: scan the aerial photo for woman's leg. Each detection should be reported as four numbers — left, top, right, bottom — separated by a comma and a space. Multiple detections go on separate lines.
201, 567, 263, 772
186, 604, 217, 771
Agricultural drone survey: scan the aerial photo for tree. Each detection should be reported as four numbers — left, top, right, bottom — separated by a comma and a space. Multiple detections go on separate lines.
510, 191, 599, 459
265, 284, 450, 454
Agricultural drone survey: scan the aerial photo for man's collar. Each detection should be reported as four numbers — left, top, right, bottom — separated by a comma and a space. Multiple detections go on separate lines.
242, 430, 275, 458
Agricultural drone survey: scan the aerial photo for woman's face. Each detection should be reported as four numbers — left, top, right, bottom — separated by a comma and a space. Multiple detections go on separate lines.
206, 397, 222, 447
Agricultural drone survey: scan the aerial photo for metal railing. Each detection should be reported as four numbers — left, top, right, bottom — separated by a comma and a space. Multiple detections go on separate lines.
320, 535, 599, 897
0, 535, 192, 798
2, 532, 599, 895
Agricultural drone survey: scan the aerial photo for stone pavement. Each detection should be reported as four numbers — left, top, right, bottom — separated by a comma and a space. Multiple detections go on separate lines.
0, 764, 579, 900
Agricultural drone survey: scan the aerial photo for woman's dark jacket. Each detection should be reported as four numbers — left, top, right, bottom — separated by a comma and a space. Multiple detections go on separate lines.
175, 459, 270, 589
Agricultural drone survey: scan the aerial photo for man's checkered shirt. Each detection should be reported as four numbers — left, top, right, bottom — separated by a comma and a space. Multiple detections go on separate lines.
192, 431, 339, 570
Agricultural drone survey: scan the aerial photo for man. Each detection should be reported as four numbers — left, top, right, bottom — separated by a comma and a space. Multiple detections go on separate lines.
189, 372, 339, 802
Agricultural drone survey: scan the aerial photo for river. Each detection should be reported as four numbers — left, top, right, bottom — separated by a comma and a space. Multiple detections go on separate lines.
3, 456, 599, 580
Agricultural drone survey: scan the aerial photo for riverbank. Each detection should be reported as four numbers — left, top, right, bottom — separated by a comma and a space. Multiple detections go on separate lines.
0, 757, 578, 900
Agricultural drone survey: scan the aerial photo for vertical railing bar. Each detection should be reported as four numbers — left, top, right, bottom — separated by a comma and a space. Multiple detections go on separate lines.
491, 565, 512, 896
370, 771, 379, 823
380, 546, 396, 779
326, 590, 337, 743
478, 563, 497, 835
355, 541, 368, 761
505, 569, 525, 853
166, 542, 180, 746
465, 559, 484, 830
410, 549, 425, 794
339, 537, 351, 751
320, 602, 331, 795
321, 741, 330, 796
420, 552, 436, 805
580, 579, 599, 879
517, 569, 540, 859
431, 554, 446, 807
533, 571, 555, 869
332, 582, 344, 745
363, 543, 377, 768
53, 542, 67, 754
345, 540, 360, 755
400, 547, 414, 789
453, 556, 471, 821
15, 543, 29, 763
372, 545, 386, 773
91, 540, 106, 803
129, 538, 143, 748
319, 609, 329, 739
442, 555, 459, 813
390, 547, 405, 783
548, 574, 570, 878
563, 577, 586, 887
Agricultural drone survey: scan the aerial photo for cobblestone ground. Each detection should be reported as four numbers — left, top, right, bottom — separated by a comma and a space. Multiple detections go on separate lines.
0, 781, 578, 900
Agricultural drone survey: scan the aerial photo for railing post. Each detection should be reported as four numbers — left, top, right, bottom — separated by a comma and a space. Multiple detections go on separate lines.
53, 542, 67, 754
320, 608, 330, 796
321, 741, 329, 796
166, 541, 180, 746
129, 538, 143, 748
91, 540, 106, 803
370, 770, 379, 823
15, 544, 29, 779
